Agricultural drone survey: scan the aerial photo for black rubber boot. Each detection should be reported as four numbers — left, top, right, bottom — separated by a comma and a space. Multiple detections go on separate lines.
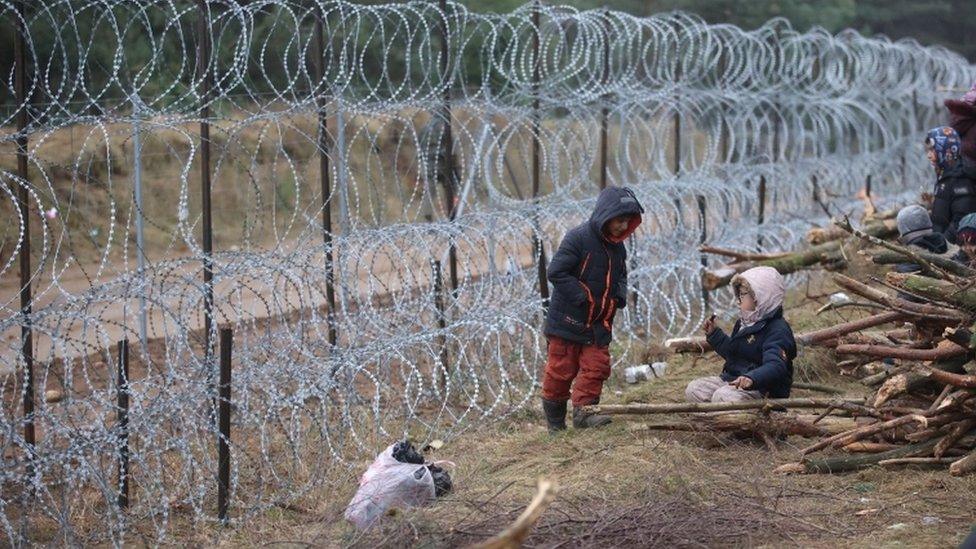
542, 399, 568, 433
573, 400, 612, 429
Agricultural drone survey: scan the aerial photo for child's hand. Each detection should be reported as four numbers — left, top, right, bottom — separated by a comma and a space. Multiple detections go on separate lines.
729, 376, 753, 390
702, 314, 717, 336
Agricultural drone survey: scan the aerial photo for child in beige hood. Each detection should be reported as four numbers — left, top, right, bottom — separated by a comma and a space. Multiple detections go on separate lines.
686, 267, 796, 403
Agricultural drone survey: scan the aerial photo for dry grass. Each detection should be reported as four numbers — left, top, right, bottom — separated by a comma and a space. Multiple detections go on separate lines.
106, 265, 973, 548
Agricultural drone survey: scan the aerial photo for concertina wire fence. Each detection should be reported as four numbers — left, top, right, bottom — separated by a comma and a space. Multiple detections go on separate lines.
0, 0, 973, 544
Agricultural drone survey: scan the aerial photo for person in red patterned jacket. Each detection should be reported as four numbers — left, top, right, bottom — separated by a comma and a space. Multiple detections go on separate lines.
540, 185, 644, 433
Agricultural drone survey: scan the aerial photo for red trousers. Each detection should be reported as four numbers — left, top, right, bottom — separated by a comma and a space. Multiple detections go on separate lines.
541, 336, 611, 407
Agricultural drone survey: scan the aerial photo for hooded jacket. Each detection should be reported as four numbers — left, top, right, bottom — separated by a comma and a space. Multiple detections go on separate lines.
705, 267, 796, 398
545, 186, 644, 347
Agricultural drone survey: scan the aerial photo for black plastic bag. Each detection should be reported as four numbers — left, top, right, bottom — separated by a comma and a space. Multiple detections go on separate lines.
391, 439, 452, 497
392, 439, 424, 464
428, 464, 453, 497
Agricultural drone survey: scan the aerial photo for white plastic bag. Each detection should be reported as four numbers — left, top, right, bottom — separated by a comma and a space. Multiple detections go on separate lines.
344, 443, 436, 529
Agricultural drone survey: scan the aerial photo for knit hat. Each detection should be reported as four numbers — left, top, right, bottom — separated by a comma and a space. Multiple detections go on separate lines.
958, 213, 976, 243
896, 205, 933, 244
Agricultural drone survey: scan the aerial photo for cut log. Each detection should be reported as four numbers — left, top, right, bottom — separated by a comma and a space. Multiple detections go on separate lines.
835, 341, 968, 362
800, 438, 941, 474
921, 365, 976, 389
878, 457, 955, 469
944, 326, 976, 351
583, 397, 866, 416
807, 218, 897, 245
934, 418, 976, 458
863, 248, 976, 278
841, 441, 900, 453
873, 355, 970, 407
798, 311, 908, 346
885, 272, 976, 310
664, 337, 712, 354
950, 449, 976, 477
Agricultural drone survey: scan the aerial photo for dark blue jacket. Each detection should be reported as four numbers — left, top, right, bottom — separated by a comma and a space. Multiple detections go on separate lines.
932, 163, 976, 244
893, 232, 949, 274
705, 307, 796, 398
894, 233, 949, 302
544, 186, 644, 347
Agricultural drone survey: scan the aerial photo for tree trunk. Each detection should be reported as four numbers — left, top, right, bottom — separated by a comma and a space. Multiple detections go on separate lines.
798, 312, 907, 346
835, 341, 968, 362
864, 248, 976, 278
886, 272, 976, 310
873, 355, 970, 407
800, 438, 941, 474
950, 449, 976, 477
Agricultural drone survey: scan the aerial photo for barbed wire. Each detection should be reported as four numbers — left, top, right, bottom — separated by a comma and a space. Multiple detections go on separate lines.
0, 0, 972, 545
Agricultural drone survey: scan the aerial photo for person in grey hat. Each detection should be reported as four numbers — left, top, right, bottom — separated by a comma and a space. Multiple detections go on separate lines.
893, 205, 951, 286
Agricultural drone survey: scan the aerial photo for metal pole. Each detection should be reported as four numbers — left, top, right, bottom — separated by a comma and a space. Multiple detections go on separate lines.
598, 9, 609, 190
757, 175, 767, 250
117, 339, 130, 510
313, 16, 338, 348
433, 260, 448, 391
531, 1, 549, 309
196, 1, 216, 409
131, 96, 148, 351
13, 0, 36, 481
217, 328, 232, 523
438, 0, 459, 295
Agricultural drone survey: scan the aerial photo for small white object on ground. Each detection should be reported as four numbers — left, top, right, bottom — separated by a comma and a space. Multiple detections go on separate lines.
624, 362, 667, 384
829, 292, 851, 305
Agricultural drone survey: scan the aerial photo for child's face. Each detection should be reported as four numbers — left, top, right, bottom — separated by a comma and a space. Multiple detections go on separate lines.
962, 241, 976, 261
926, 147, 938, 166
605, 215, 631, 238
737, 287, 756, 313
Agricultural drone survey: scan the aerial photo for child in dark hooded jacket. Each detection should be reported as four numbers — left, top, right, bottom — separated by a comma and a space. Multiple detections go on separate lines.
953, 213, 976, 268
926, 126, 976, 243
541, 186, 644, 432
686, 267, 796, 403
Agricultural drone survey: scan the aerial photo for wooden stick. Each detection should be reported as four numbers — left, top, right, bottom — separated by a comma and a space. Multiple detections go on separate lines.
798, 311, 907, 346
584, 397, 866, 416
469, 478, 557, 549
921, 366, 976, 389
878, 457, 955, 469
699, 245, 789, 262
664, 337, 712, 354
792, 381, 845, 394
934, 418, 976, 458
950, 449, 976, 477
801, 412, 931, 455
835, 342, 968, 361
